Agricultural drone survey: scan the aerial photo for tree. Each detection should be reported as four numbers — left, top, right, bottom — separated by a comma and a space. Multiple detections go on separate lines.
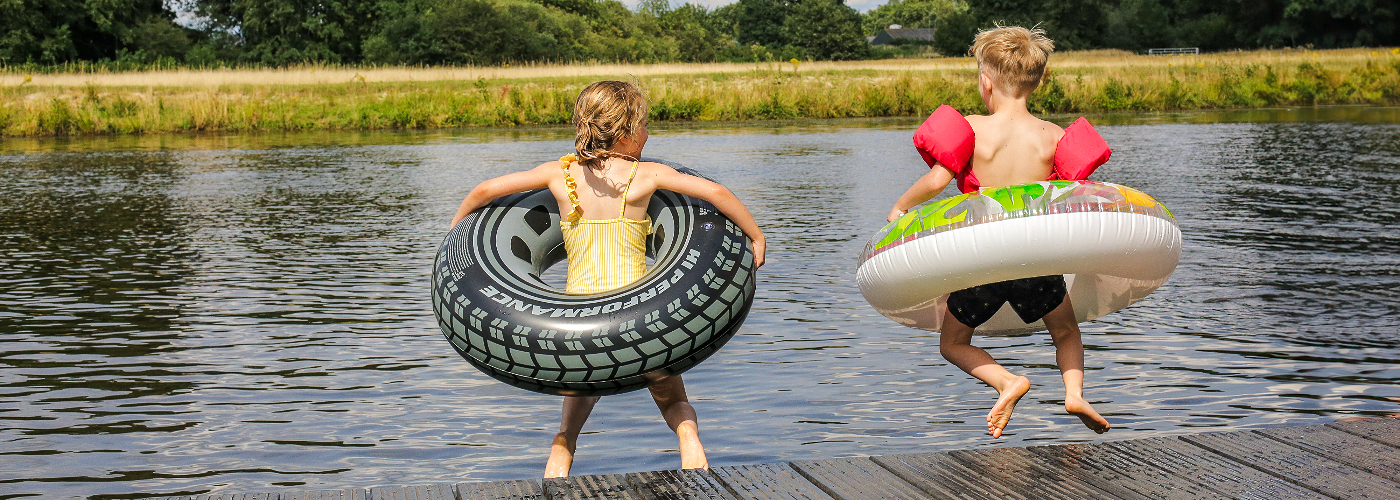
538, 0, 599, 16
967, 0, 1109, 50
656, 3, 730, 62
783, 0, 869, 60
363, 0, 595, 65
931, 6, 977, 56
863, 0, 967, 35
584, 0, 679, 62
710, 2, 742, 40
0, 0, 171, 64
1167, 0, 1398, 49
1099, 0, 1172, 52
731, 0, 868, 60
734, 0, 787, 47
123, 16, 194, 62
194, 0, 374, 64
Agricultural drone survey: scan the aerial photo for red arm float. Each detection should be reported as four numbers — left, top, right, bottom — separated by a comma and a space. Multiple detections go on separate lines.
1051, 117, 1111, 180
913, 105, 976, 191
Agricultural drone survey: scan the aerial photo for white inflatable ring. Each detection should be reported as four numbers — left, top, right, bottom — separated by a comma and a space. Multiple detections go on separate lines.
857, 181, 1181, 333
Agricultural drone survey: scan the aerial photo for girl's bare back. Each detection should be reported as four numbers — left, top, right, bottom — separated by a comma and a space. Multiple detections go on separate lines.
545, 157, 659, 221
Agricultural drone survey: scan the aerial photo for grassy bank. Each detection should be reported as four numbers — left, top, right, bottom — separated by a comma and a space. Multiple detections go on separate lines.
2, 48, 1398, 136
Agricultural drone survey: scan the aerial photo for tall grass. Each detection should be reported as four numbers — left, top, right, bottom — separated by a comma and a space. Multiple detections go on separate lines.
2, 48, 1397, 137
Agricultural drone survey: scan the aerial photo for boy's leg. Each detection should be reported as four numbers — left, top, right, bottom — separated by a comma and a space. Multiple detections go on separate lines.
545, 395, 600, 478
1041, 294, 1109, 434
648, 375, 708, 470
940, 310, 1031, 438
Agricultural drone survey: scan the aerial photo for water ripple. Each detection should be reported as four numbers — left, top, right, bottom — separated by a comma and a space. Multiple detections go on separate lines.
1, 115, 1398, 498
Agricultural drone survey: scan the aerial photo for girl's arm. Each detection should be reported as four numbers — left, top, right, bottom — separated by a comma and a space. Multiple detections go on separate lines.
450, 164, 553, 228
887, 167, 955, 222
651, 167, 766, 268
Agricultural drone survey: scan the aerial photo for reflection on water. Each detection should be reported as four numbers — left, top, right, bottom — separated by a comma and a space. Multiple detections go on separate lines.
1, 108, 1398, 499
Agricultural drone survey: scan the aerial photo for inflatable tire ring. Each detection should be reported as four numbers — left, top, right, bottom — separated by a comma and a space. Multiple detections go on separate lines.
857, 180, 1181, 334
432, 160, 757, 396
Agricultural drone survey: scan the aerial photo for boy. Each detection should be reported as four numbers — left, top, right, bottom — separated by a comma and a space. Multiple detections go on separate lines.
886, 25, 1111, 438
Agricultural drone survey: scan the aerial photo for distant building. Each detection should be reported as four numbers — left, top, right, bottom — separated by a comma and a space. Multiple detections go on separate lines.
869, 25, 936, 46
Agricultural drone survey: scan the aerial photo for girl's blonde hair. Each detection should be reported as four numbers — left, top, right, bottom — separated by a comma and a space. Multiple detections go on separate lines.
573, 81, 648, 169
971, 25, 1055, 98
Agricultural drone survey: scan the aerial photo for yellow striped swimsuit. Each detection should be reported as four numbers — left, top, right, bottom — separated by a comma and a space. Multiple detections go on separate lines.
559, 156, 653, 294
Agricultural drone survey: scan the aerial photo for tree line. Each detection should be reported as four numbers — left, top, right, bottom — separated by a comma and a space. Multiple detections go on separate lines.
1, 0, 1394, 68
870, 0, 1398, 57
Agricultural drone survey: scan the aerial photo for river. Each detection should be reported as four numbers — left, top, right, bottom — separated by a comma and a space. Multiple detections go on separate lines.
1, 107, 1397, 499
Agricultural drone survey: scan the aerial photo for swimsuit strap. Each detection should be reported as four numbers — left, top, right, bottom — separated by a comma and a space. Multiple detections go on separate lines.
559, 154, 582, 222
618, 159, 640, 219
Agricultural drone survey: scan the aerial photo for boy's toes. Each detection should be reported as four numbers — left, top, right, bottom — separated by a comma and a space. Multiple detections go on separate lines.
984, 377, 1030, 439
987, 422, 1006, 439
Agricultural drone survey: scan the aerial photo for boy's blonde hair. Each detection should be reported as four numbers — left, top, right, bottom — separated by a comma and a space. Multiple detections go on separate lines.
971, 25, 1055, 98
573, 80, 648, 168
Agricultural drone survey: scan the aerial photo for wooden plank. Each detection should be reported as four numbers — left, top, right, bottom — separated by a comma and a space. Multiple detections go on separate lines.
1183, 429, 1400, 499
948, 447, 1133, 500
457, 480, 546, 500
788, 457, 926, 500
625, 469, 736, 500
1104, 436, 1319, 500
870, 452, 1031, 500
711, 463, 833, 500
544, 474, 654, 500
156, 421, 1400, 500
369, 483, 455, 500
285, 490, 366, 500
1027, 442, 1227, 500
1259, 424, 1400, 482
1329, 417, 1400, 448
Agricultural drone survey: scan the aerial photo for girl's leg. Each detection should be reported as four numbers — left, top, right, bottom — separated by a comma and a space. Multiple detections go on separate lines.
939, 309, 1030, 438
545, 396, 600, 478
648, 375, 708, 470
1041, 294, 1109, 434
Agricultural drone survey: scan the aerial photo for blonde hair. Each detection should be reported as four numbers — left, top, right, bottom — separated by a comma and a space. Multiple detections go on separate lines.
970, 25, 1055, 98
572, 81, 648, 169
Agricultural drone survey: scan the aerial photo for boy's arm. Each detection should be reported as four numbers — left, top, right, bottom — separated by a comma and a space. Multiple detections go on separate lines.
651, 166, 766, 268
449, 164, 553, 228
887, 167, 955, 222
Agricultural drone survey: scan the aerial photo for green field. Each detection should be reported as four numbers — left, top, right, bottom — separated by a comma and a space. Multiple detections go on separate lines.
2, 48, 1397, 137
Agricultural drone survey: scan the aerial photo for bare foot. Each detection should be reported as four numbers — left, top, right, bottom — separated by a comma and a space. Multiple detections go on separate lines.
1065, 395, 1110, 434
987, 376, 1031, 438
544, 432, 575, 478
676, 422, 709, 470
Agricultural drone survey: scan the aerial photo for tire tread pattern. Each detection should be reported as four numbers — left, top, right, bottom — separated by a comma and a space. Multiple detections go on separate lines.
432, 188, 756, 396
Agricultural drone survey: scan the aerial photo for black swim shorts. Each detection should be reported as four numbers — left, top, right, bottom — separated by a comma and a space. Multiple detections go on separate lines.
946, 275, 1067, 329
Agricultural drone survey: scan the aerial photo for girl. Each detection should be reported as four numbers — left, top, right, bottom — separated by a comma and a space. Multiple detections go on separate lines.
449, 81, 766, 477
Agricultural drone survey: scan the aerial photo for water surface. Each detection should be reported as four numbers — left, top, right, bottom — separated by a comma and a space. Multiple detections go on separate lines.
2, 108, 1398, 499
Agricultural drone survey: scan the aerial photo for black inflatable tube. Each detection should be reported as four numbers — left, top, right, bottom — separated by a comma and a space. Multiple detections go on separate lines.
432, 160, 757, 396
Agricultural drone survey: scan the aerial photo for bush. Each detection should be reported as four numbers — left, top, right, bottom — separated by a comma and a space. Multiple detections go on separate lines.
1097, 78, 1138, 110
1028, 70, 1069, 113
1291, 62, 1339, 105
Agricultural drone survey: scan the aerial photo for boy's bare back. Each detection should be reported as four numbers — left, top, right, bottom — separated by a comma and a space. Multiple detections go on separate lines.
965, 113, 1064, 188
961, 23, 1064, 190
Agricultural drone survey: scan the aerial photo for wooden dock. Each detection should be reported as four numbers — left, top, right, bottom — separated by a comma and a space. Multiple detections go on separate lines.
156, 417, 1400, 500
